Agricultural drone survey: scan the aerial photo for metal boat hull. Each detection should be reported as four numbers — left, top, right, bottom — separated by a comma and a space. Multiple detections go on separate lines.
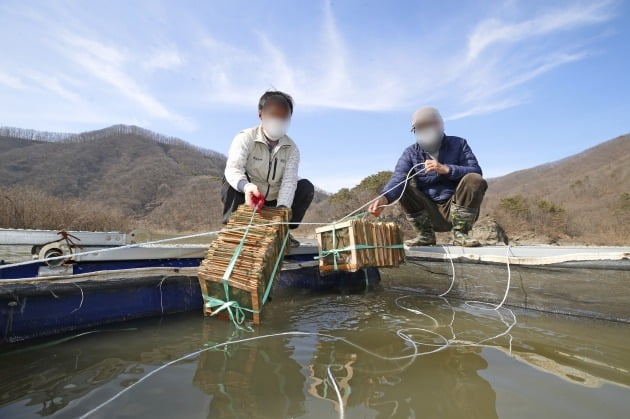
0, 261, 380, 344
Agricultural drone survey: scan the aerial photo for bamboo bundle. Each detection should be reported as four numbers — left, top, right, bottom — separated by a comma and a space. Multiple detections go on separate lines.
197, 204, 291, 324
315, 219, 405, 274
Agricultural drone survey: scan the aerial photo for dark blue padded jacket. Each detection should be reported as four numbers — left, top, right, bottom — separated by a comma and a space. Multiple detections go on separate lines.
382, 135, 482, 203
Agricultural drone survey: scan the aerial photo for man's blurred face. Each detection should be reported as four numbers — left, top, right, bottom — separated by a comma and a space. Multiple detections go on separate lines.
259, 103, 291, 121
412, 118, 440, 133
260, 101, 291, 140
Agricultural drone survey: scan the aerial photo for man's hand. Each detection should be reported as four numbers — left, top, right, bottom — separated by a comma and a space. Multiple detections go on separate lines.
244, 183, 264, 210
276, 205, 292, 219
424, 160, 450, 175
368, 196, 389, 217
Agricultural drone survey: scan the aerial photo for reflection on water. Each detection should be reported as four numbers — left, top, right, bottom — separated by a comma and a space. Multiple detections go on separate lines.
1, 283, 629, 418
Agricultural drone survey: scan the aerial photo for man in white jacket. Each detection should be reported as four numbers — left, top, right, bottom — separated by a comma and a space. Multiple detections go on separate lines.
222, 90, 314, 247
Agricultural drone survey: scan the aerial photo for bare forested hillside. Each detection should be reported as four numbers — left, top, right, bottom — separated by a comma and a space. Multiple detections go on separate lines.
0, 125, 226, 226
1, 125, 627, 244
483, 134, 630, 244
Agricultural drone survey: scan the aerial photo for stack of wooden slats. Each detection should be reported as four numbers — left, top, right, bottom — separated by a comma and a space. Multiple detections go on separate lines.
197, 204, 290, 324
315, 219, 405, 274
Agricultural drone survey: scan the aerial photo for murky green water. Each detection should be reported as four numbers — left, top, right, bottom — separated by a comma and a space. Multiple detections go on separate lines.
1, 277, 629, 418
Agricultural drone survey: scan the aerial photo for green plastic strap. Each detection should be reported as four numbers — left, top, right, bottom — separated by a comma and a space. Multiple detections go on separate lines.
203, 222, 291, 331
316, 244, 404, 259
209, 209, 258, 330
332, 223, 337, 271
204, 296, 250, 328
316, 243, 404, 272
221, 210, 257, 289
262, 228, 290, 305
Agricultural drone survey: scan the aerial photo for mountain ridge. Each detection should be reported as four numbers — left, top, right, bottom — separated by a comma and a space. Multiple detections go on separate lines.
0, 125, 227, 229
1, 125, 628, 244
0, 124, 225, 159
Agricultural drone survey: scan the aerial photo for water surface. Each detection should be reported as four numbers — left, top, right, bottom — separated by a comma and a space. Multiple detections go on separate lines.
1, 276, 629, 418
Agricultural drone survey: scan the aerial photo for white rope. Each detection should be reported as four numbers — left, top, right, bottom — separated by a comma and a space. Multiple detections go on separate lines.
327, 366, 345, 419
464, 245, 512, 311
395, 294, 516, 349
379, 162, 427, 209
338, 162, 426, 221
495, 246, 513, 310
434, 244, 512, 311
438, 245, 456, 297
70, 283, 84, 313
78, 328, 449, 418
77, 289, 517, 418
0, 221, 330, 271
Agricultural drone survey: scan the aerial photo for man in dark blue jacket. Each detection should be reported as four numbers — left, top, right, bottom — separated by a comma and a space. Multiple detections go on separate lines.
368, 106, 487, 247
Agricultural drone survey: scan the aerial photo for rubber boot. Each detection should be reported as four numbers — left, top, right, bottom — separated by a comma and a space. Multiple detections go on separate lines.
404, 210, 436, 246
451, 203, 481, 247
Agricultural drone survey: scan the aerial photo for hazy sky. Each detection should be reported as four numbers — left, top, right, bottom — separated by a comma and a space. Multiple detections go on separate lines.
1, 0, 628, 192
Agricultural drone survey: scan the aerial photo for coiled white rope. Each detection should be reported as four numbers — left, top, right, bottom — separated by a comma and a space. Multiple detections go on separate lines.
437, 245, 513, 311
395, 295, 516, 349
77, 289, 516, 418
77, 324, 451, 418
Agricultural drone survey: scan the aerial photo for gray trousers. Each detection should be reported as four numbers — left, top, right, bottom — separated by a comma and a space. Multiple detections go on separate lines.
399, 173, 488, 232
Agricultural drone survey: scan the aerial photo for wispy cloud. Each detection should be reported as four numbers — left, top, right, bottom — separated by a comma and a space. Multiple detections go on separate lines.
447, 99, 525, 121
467, 1, 613, 60
145, 48, 185, 71
60, 34, 167, 116
56, 33, 194, 129
0, 0, 618, 132
0, 71, 27, 90
196, 1, 407, 112
194, 0, 615, 119
27, 72, 83, 102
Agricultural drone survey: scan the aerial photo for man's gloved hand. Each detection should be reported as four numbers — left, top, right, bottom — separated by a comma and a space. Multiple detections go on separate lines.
244, 183, 265, 210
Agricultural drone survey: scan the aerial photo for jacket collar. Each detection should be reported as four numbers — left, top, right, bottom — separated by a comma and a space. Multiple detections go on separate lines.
254, 125, 291, 147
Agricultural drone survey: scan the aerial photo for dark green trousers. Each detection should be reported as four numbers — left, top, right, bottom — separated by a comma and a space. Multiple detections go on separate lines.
399, 173, 488, 232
